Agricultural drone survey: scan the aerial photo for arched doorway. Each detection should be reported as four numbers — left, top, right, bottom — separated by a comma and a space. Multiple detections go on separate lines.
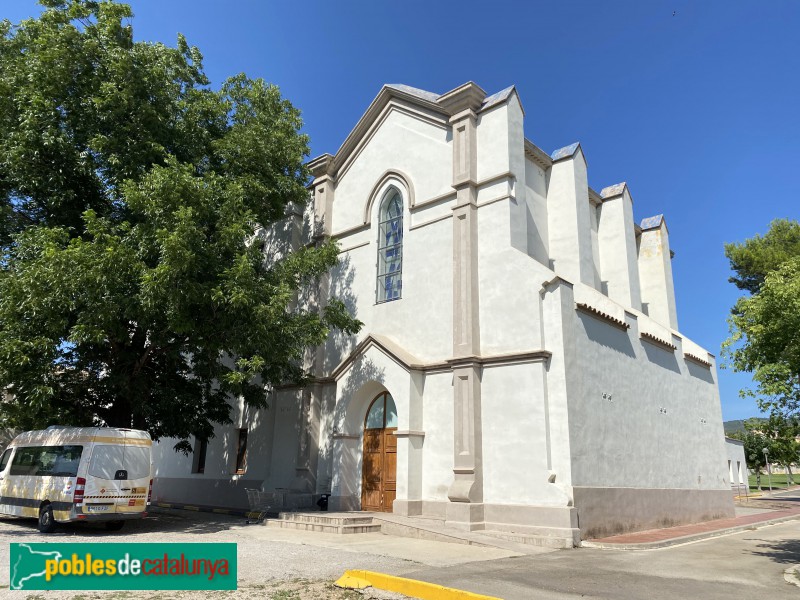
361, 391, 398, 512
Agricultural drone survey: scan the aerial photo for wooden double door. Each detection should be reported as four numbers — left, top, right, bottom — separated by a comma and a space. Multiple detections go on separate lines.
361, 392, 397, 513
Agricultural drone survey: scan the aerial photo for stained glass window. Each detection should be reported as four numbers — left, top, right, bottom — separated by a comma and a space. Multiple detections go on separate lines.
377, 188, 403, 303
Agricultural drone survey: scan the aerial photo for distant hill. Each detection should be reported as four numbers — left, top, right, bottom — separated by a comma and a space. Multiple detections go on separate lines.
724, 418, 766, 434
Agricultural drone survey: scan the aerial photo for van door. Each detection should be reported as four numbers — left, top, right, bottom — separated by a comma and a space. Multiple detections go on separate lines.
0, 447, 14, 516
85, 437, 150, 516
118, 431, 151, 514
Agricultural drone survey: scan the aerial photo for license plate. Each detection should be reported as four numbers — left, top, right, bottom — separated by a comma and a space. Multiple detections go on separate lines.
87, 504, 110, 512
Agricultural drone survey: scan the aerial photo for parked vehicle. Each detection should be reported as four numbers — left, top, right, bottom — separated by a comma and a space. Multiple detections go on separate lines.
0, 426, 153, 532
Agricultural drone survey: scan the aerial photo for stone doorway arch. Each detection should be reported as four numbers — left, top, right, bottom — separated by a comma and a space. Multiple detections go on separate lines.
361, 391, 398, 512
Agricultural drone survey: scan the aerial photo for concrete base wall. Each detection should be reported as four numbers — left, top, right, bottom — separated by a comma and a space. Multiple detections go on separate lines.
397, 499, 580, 545
573, 486, 735, 539
153, 477, 263, 510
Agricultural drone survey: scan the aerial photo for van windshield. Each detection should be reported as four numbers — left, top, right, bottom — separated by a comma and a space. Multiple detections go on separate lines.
88, 445, 150, 480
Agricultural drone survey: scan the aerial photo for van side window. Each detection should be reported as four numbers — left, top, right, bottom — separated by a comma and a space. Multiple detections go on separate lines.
0, 448, 12, 472
9, 446, 83, 477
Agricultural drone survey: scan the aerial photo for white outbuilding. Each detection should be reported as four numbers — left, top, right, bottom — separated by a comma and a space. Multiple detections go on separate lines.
152, 82, 734, 544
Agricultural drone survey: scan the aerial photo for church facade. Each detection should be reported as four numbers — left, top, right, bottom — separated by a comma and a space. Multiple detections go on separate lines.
152, 82, 734, 544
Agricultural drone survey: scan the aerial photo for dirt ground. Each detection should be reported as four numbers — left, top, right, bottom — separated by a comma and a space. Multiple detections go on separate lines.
0, 508, 420, 599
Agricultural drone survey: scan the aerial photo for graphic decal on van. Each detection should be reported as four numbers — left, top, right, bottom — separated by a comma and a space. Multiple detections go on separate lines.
10, 543, 237, 590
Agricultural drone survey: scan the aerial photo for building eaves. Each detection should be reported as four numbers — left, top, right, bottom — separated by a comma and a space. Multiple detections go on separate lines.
524, 139, 553, 169
384, 84, 441, 103
588, 187, 603, 205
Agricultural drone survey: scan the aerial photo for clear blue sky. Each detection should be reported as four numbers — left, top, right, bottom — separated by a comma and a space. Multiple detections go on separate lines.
5, 1, 799, 421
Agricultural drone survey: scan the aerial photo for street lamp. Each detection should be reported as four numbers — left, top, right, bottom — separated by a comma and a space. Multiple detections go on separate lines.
763, 447, 772, 492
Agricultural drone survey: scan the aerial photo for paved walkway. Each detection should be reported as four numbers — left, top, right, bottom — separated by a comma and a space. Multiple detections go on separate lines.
585, 488, 800, 548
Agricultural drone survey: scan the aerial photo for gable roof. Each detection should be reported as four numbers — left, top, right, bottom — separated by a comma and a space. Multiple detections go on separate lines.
309, 82, 523, 180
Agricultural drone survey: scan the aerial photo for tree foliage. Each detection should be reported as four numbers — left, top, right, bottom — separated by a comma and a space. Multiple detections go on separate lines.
0, 1, 361, 450
723, 219, 800, 419
729, 416, 800, 484
724, 219, 800, 294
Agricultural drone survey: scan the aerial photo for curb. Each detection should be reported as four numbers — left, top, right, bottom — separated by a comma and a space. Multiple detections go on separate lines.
581, 513, 800, 550
335, 570, 501, 600
784, 564, 800, 588
152, 502, 268, 520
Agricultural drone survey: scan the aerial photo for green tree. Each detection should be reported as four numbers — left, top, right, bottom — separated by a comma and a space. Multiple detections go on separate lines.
761, 415, 800, 485
723, 220, 800, 420
724, 219, 800, 294
0, 1, 361, 450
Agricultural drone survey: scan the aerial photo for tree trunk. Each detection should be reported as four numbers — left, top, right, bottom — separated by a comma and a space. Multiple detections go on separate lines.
756, 470, 761, 490
786, 464, 794, 486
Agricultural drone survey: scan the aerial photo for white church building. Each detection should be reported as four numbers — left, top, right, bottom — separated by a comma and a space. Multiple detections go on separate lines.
153, 82, 734, 543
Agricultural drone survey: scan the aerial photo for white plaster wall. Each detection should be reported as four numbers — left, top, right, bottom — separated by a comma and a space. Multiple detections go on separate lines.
524, 158, 549, 265
566, 309, 729, 491
597, 193, 642, 309
476, 103, 511, 182
152, 398, 274, 494
725, 438, 748, 486
323, 171, 454, 372
481, 363, 572, 506
477, 200, 554, 354
638, 225, 678, 329
546, 151, 597, 288
258, 390, 302, 491
419, 372, 454, 501
332, 109, 451, 234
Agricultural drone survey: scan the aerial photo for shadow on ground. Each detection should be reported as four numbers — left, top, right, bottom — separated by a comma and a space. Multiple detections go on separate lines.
0, 507, 246, 538
746, 537, 800, 565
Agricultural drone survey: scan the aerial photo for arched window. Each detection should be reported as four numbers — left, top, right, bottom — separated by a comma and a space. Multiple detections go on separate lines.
376, 188, 403, 303
364, 392, 398, 430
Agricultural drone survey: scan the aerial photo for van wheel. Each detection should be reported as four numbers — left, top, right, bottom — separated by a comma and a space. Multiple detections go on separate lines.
105, 520, 125, 532
38, 504, 56, 533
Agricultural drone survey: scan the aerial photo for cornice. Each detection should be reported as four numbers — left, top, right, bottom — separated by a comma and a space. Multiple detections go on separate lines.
437, 81, 487, 114
576, 302, 630, 330
640, 331, 677, 351
329, 334, 551, 381
684, 352, 712, 368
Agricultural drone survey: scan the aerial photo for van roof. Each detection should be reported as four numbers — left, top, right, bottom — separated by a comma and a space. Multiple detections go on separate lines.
10, 427, 151, 448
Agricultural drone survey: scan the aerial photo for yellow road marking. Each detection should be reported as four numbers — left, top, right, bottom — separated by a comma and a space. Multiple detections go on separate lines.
335, 570, 502, 600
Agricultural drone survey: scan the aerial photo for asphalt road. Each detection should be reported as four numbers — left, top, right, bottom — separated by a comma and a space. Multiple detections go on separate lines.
403, 519, 800, 599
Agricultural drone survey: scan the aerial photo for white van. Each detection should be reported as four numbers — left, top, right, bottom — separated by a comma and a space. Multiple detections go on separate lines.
0, 426, 153, 532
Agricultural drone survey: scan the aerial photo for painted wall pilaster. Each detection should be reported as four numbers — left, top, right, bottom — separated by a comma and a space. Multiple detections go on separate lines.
448, 106, 483, 505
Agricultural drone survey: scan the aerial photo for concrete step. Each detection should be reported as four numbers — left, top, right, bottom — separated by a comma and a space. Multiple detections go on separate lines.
265, 511, 382, 534
278, 511, 375, 526
266, 519, 382, 534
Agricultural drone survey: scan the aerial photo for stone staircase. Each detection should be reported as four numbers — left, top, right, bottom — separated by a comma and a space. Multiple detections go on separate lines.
265, 510, 575, 551
265, 511, 382, 534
